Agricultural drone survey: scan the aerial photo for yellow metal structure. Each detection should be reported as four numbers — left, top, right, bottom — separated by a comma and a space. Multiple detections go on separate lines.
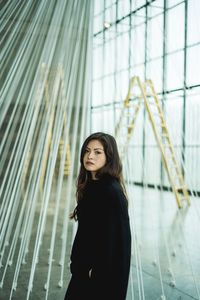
59, 139, 71, 176
40, 65, 71, 185
22, 65, 71, 193
40, 66, 56, 190
115, 76, 190, 208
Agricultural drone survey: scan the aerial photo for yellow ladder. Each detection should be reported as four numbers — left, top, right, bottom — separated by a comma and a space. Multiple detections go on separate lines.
115, 76, 142, 157
41, 65, 71, 181
115, 76, 190, 208
59, 139, 71, 176
22, 64, 71, 191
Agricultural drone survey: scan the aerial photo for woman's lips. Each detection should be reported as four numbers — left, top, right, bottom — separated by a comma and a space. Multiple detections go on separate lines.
86, 161, 94, 165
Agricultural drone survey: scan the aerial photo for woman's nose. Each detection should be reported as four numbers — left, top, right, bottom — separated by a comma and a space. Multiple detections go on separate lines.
88, 151, 94, 159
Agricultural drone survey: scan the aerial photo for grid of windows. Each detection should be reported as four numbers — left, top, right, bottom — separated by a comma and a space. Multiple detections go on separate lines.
92, 0, 200, 191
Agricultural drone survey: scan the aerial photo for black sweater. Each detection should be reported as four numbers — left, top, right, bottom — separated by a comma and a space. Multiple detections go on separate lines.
70, 175, 131, 300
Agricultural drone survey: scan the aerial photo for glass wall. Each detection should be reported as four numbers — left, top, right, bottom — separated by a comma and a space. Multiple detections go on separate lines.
92, 0, 200, 192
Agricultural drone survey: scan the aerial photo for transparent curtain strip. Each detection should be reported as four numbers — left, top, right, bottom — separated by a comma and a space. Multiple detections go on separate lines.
0, 0, 93, 299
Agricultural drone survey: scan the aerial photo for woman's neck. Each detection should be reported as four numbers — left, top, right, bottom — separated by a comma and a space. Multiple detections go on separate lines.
91, 172, 97, 180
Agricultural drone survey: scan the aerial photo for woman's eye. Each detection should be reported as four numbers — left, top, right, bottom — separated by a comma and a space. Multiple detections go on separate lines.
95, 151, 101, 155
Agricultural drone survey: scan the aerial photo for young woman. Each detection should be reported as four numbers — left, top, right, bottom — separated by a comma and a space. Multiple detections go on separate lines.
64, 132, 131, 300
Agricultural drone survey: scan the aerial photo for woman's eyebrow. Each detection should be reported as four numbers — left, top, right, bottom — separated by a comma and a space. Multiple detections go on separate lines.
86, 147, 104, 151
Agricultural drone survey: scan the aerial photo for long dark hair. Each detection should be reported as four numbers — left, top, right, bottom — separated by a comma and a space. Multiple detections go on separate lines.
70, 132, 127, 220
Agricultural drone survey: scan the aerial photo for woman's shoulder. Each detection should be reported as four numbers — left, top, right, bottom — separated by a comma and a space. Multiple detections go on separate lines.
105, 177, 128, 206
104, 178, 129, 221
105, 176, 123, 193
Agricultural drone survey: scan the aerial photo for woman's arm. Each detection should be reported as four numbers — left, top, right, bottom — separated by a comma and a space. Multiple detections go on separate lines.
92, 184, 132, 300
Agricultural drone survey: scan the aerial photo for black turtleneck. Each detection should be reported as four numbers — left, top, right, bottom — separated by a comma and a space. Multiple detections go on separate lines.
69, 175, 131, 300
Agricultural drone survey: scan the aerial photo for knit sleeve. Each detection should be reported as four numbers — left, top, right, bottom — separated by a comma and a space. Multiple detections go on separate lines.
92, 184, 132, 300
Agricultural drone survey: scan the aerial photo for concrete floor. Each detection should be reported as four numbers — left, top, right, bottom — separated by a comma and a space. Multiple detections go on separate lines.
1, 185, 200, 300
126, 186, 200, 300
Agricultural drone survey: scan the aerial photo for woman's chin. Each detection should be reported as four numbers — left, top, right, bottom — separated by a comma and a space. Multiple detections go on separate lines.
85, 166, 96, 172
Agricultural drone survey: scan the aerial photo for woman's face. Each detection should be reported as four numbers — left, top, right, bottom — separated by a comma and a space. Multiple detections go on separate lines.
83, 139, 106, 179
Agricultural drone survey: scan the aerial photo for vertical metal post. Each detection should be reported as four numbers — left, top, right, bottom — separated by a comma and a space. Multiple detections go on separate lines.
182, 0, 188, 177
142, 0, 148, 185
113, 0, 118, 129
161, 0, 167, 188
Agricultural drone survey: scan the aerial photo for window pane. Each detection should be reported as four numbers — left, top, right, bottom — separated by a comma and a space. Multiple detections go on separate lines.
102, 109, 115, 133
146, 58, 163, 93
185, 147, 200, 190
93, 14, 103, 33
103, 75, 115, 102
187, 0, 200, 45
148, 15, 163, 59
185, 91, 200, 145
131, 23, 145, 65
165, 96, 183, 146
105, 4, 116, 24
187, 45, 200, 86
148, 0, 164, 18
131, 64, 145, 81
163, 93, 183, 186
115, 70, 129, 101
116, 32, 129, 71
167, 0, 184, 8
94, 0, 104, 16
185, 90, 200, 190
167, 3, 184, 53
93, 47, 103, 79
144, 147, 161, 184
104, 39, 115, 75
92, 108, 114, 133
92, 80, 102, 106
132, 0, 146, 11
118, 0, 130, 19
166, 51, 184, 90
91, 109, 104, 132
105, 0, 116, 8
